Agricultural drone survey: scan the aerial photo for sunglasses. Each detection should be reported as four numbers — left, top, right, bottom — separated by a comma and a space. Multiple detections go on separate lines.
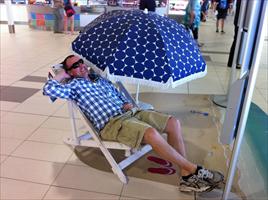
66, 59, 84, 71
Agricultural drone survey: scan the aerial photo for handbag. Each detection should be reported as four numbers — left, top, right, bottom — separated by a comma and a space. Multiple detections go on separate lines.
64, 2, 75, 17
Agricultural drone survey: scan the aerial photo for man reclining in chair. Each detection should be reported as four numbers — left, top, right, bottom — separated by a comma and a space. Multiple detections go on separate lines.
43, 55, 224, 192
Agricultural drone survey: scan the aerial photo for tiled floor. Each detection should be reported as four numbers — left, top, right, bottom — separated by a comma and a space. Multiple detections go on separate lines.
0, 10, 267, 200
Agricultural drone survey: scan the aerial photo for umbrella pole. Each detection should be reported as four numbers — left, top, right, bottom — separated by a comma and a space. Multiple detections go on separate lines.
135, 84, 154, 110
135, 84, 140, 104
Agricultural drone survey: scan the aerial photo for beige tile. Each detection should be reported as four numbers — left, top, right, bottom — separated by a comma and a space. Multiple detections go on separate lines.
52, 164, 123, 195
0, 123, 37, 140
120, 197, 142, 200
0, 101, 19, 111
12, 141, 73, 163
122, 177, 194, 200
41, 116, 83, 131
0, 138, 23, 155
13, 96, 64, 116
1, 156, 64, 184
196, 189, 242, 200
52, 103, 71, 118
189, 81, 225, 95
29, 127, 69, 144
66, 153, 88, 167
0, 155, 8, 163
44, 186, 120, 200
0, 178, 49, 200
258, 88, 268, 102
252, 90, 268, 113
1, 112, 48, 127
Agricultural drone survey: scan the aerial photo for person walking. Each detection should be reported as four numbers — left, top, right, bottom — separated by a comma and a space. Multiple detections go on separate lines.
63, 0, 75, 34
214, 0, 231, 33
183, 0, 203, 47
53, 0, 64, 33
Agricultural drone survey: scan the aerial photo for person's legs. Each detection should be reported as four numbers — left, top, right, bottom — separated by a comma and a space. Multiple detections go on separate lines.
143, 127, 197, 175
143, 126, 224, 192
70, 15, 74, 34
53, 8, 60, 32
163, 117, 189, 176
64, 16, 68, 33
216, 19, 219, 32
221, 19, 225, 32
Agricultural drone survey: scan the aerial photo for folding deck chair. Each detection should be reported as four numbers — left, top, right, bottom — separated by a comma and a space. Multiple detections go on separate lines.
50, 65, 152, 184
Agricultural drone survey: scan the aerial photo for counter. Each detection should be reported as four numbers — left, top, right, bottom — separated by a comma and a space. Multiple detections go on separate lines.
27, 4, 81, 31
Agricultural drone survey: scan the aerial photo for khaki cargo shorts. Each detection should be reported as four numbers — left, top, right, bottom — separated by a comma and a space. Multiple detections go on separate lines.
100, 108, 170, 149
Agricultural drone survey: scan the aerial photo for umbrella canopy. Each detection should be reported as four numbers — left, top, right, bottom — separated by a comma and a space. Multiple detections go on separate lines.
72, 9, 207, 88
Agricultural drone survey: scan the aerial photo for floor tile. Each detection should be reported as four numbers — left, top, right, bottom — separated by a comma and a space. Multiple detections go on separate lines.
0, 86, 40, 103
258, 88, 268, 102
66, 153, 89, 167
1, 156, 64, 184
0, 155, 8, 163
44, 186, 120, 200
121, 177, 194, 200
0, 178, 49, 200
120, 197, 142, 200
52, 103, 71, 118
189, 81, 225, 95
52, 164, 123, 195
0, 138, 23, 155
1, 123, 37, 140
13, 95, 64, 115
29, 127, 69, 145
1, 112, 48, 127
41, 116, 83, 131
11, 141, 73, 163
0, 101, 19, 111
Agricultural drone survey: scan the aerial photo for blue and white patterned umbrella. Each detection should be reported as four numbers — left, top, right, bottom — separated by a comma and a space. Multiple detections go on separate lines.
72, 9, 207, 88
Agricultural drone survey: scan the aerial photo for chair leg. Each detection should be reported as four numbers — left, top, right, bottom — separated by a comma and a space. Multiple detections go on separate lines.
98, 144, 128, 184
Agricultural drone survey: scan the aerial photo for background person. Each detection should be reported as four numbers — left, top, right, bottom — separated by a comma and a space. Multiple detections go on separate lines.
214, 0, 232, 33
183, 0, 202, 47
53, 0, 64, 33
63, 0, 75, 34
139, 0, 156, 12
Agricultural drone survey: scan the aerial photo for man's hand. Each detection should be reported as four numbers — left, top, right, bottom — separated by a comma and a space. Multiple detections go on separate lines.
54, 70, 71, 82
123, 103, 133, 111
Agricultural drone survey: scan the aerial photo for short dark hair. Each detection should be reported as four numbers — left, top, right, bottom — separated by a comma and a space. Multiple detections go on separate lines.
61, 55, 75, 72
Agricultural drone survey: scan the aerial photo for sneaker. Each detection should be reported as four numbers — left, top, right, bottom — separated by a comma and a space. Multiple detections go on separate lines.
216, 29, 219, 33
179, 176, 212, 192
196, 167, 224, 186
221, 30, 226, 34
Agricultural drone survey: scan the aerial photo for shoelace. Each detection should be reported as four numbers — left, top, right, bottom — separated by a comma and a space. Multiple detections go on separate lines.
197, 168, 213, 180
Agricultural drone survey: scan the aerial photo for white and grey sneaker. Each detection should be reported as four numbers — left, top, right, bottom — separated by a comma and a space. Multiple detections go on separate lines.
179, 175, 212, 192
179, 167, 224, 192
196, 167, 224, 186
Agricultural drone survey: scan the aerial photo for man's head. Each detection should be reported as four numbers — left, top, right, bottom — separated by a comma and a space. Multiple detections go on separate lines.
62, 55, 89, 78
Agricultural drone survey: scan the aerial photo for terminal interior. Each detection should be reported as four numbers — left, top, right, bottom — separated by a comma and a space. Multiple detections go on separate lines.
0, 1, 267, 200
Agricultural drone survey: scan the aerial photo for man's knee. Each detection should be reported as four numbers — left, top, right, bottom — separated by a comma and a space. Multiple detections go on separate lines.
143, 127, 160, 142
167, 116, 181, 129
